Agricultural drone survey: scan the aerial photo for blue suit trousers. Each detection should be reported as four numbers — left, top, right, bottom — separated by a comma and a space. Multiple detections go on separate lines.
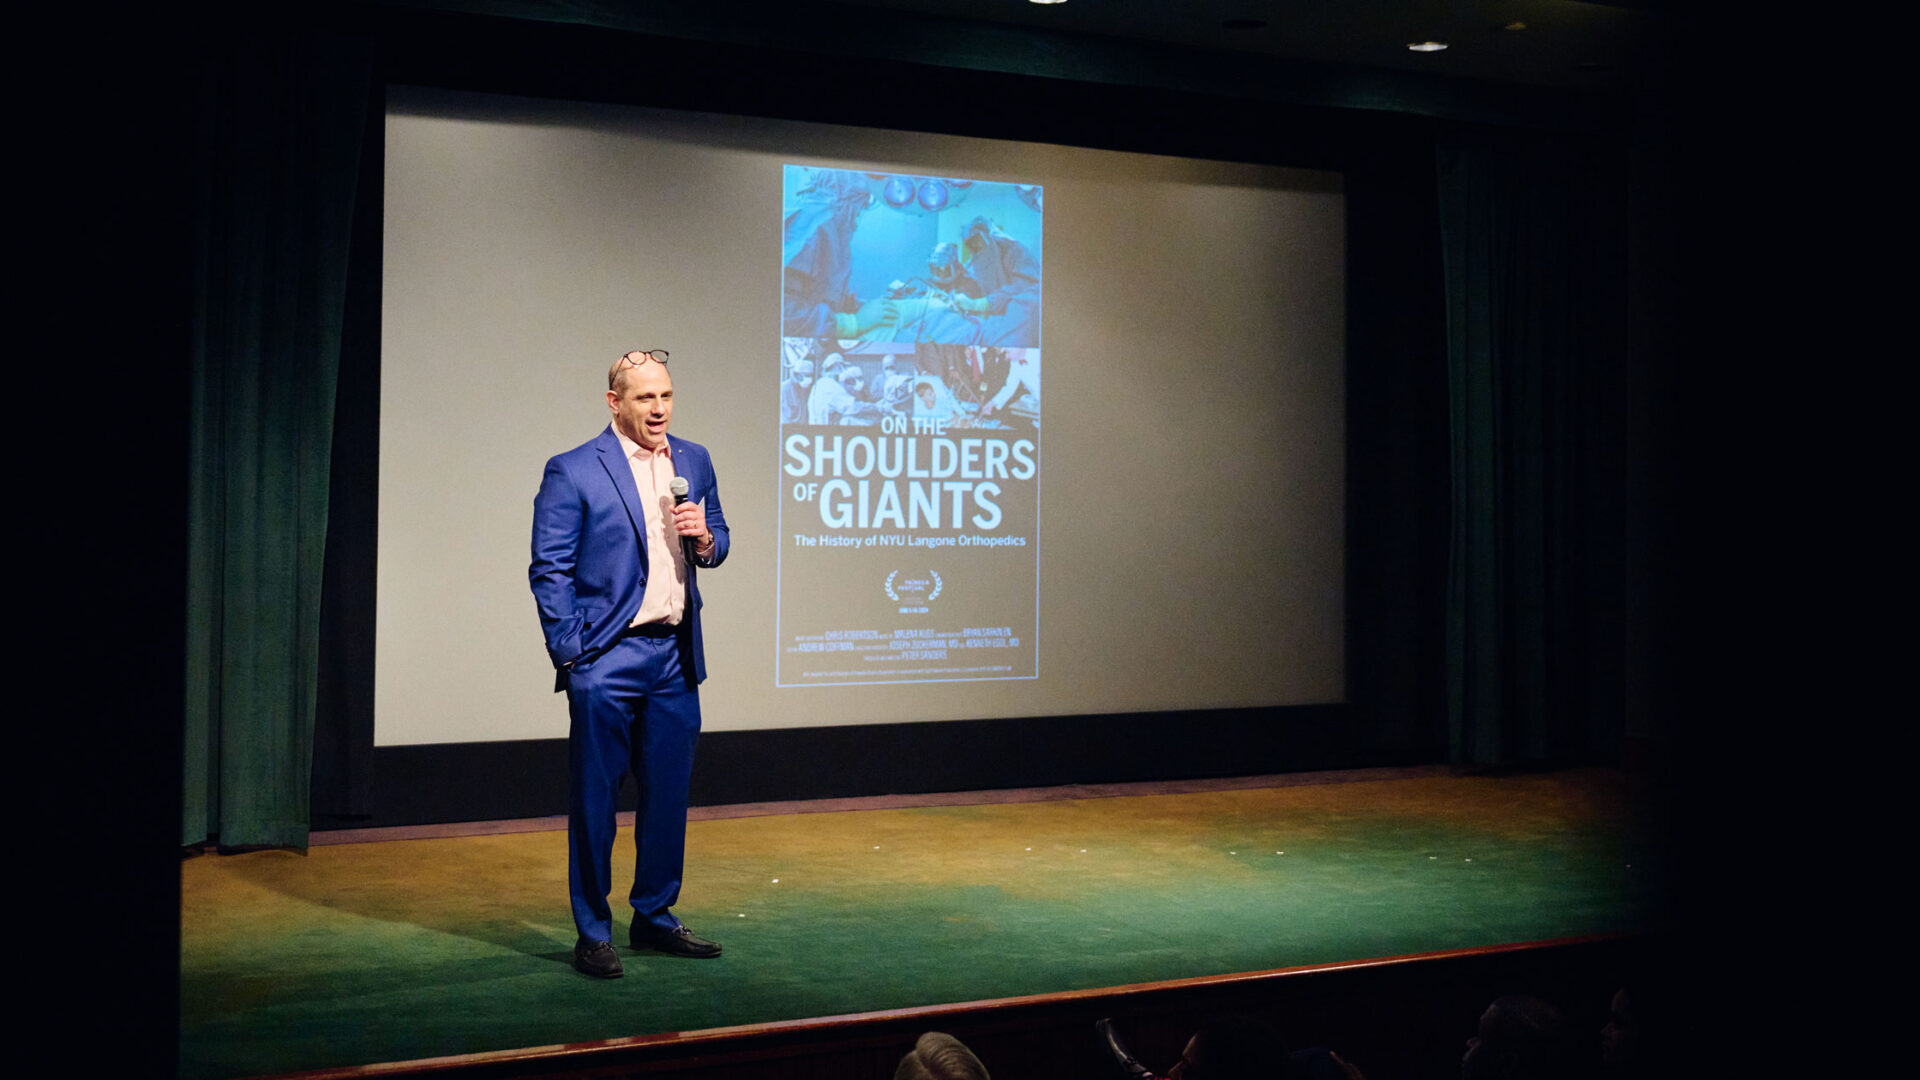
565, 630, 701, 944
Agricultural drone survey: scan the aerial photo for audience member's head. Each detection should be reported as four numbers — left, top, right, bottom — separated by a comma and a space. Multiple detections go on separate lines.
1171, 1014, 1292, 1080
894, 1031, 989, 1080
1462, 996, 1579, 1080
1601, 983, 1666, 1076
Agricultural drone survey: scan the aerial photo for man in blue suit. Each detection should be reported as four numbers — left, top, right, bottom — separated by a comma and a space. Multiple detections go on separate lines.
530, 349, 729, 978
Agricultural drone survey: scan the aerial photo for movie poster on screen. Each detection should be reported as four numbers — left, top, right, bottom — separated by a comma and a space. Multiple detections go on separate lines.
777, 165, 1042, 687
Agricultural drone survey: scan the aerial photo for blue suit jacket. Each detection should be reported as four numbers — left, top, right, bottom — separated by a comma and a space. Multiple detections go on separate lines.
530, 427, 729, 690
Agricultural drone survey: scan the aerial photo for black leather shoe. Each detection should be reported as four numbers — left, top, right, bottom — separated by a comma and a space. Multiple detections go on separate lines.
573, 939, 624, 978
632, 924, 722, 958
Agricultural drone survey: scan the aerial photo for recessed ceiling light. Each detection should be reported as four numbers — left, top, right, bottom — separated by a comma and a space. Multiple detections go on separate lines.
1407, 41, 1449, 53
1029, 0, 1067, 5
1223, 18, 1267, 30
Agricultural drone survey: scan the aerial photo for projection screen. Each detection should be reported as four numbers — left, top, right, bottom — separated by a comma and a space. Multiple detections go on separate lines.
376, 86, 1345, 745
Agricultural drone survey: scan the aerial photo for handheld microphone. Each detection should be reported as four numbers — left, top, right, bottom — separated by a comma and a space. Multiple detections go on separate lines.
669, 476, 694, 562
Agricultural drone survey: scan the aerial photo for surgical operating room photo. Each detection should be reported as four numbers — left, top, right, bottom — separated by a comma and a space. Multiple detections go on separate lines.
782, 166, 1042, 349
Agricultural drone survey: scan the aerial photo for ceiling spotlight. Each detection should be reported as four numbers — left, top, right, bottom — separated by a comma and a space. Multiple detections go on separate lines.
1223, 18, 1267, 30
1029, 0, 1067, 5
1407, 41, 1449, 52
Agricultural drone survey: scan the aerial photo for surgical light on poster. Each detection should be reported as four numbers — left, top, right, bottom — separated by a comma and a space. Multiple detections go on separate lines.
777, 166, 1042, 687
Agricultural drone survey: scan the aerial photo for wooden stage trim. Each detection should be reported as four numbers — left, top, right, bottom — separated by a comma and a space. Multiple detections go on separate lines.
308, 765, 1456, 847
262, 934, 1623, 1080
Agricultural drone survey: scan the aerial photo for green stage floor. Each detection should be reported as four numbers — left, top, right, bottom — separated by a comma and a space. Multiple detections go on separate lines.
179, 768, 1653, 1078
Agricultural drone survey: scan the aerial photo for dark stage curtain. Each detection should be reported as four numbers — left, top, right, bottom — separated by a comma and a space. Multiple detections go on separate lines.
1342, 125, 1452, 759
183, 27, 375, 848
1437, 125, 1629, 767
